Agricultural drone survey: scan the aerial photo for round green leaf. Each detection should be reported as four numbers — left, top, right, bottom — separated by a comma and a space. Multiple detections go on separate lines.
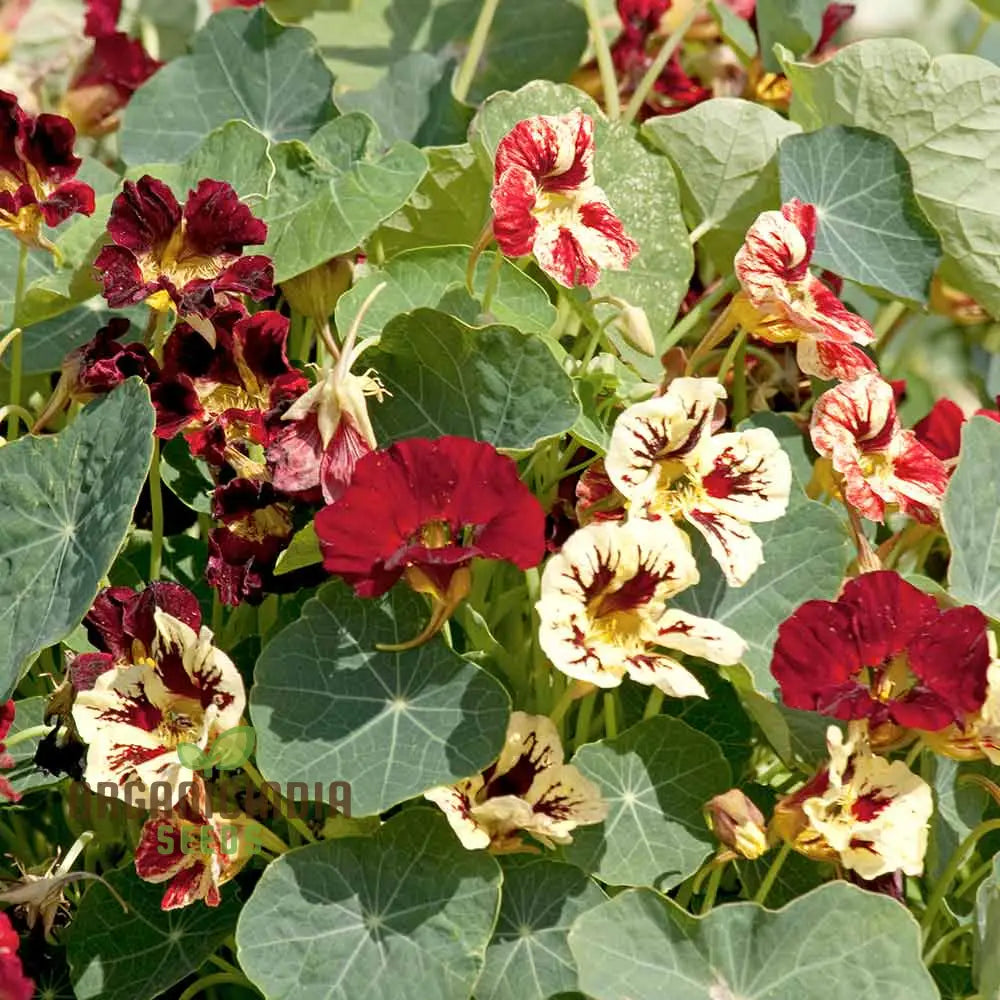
250, 580, 511, 816
368, 308, 580, 452
336, 246, 556, 339
120, 6, 337, 164
783, 38, 1000, 317
643, 98, 801, 273
561, 717, 731, 888
672, 499, 853, 697
476, 855, 605, 1000
942, 415, 1000, 619
0, 380, 154, 698
67, 866, 242, 1000
236, 809, 502, 1000
779, 125, 941, 302
568, 883, 938, 1000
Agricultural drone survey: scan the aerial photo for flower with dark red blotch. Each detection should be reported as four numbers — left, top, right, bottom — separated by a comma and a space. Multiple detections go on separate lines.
0, 701, 20, 803
134, 780, 254, 910
95, 175, 274, 338
732, 200, 876, 381
0, 91, 95, 250
772, 723, 931, 880
70, 583, 245, 807
0, 912, 33, 1000
155, 309, 307, 472
606, 376, 792, 586
425, 712, 607, 852
84, 0, 121, 36
491, 111, 639, 288
317, 436, 545, 595
771, 571, 991, 732
811, 374, 949, 523
65, 32, 161, 138
913, 397, 1000, 464
206, 479, 293, 607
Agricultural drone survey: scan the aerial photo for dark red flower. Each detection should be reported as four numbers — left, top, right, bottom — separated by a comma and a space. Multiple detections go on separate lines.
206, 479, 292, 606
815, 3, 855, 53
95, 176, 273, 329
772, 571, 990, 731
155, 309, 307, 471
0, 912, 33, 1000
0, 700, 20, 803
0, 91, 94, 249
913, 397, 1000, 463
84, 0, 121, 37
69, 318, 158, 393
316, 436, 546, 599
65, 32, 161, 137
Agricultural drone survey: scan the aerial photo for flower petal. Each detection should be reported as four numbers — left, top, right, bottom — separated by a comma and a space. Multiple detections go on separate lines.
697, 427, 791, 524
683, 505, 764, 587
654, 609, 746, 666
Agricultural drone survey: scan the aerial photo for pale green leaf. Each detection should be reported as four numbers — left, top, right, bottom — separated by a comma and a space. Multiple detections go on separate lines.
976, 855, 1000, 998
561, 717, 731, 888
250, 580, 510, 816
0, 380, 153, 698
273, 522, 322, 576
236, 809, 501, 1000
757, 0, 827, 70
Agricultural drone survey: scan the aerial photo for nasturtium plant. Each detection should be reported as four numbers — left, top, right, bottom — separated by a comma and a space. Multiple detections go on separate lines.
2, 2, 1000, 999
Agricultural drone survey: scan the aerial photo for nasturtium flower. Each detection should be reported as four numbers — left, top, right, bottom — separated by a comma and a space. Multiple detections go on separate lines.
71, 584, 246, 808
912, 396, 1000, 464
773, 724, 932, 880
771, 571, 990, 732
732, 200, 876, 381
134, 785, 254, 910
705, 789, 768, 860
95, 175, 273, 336
536, 519, 745, 697
0, 700, 20, 803
316, 436, 546, 615
0, 912, 33, 1000
424, 712, 607, 852
84, 0, 121, 37
0, 91, 95, 250
491, 110, 639, 288
810, 374, 949, 523
605, 376, 791, 586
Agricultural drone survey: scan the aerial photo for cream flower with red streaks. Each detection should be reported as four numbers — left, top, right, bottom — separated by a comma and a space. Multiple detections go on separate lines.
424, 712, 606, 852
732, 200, 876, 381
810, 373, 949, 523
72, 604, 245, 808
774, 724, 932, 880
491, 111, 638, 288
605, 377, 791, 586
536, 519, 746, 697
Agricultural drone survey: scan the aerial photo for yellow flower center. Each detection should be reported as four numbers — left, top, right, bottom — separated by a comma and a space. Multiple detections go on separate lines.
533, 188, 583, 228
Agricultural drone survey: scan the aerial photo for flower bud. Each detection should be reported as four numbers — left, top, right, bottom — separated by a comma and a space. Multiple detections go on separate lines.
612, 302, 656, 356
280, 257, 354, 327
705, 789, 767, 860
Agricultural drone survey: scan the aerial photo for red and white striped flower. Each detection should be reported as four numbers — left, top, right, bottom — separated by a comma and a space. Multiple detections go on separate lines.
732, 200, 876, 381
536, 519, 746, 696
491, 111, 639, 288
605, 377, 791, 586
425, 712, 606, 852
72, 588, 245, 808
810, 373, 949, 523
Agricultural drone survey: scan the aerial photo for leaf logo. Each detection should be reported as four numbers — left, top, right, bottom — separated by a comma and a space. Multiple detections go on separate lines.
176, 726, 256, 773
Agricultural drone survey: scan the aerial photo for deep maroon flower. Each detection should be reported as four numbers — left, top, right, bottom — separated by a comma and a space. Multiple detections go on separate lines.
70, 318, 158, 392
65, 32, 161, 137
0, 91, 94, 249
0, 700, 20, 803
316, 436, 546, 600
155, 309, 307, 471
771, 571, 990, 732
84, 0, 121, 37
206, 479, 292, 606
95, 175, 274, 333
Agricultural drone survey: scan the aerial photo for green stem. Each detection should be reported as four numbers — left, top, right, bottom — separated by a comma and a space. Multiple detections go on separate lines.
3, 723, 55, 750
149, 438, 164, 580
730, 334, 747, 425
661, 276, 737, 353
966, 11, 991, 54
573, 691, 597, 750
715, 328, 747, 385
921, 818, 1000, 941
699, 862, 725, 914
583, 0, 620, 119
549, 685, 577, 725
243, 759, 317, 844
603, 691, 618, 738
621, 1, 704, 125
178, 972, 255, 1000
642, 687, 665, 720
208, 954, 243, 977
923, 923, 972, 967
453, 0, 501, 102
753, 841, 791, 905
6, 241, 28, 441
955, 859, 993, 900
480, 250, 503, 315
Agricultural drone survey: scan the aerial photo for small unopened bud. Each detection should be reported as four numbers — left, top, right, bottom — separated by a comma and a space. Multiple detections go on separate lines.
705, 789, 767, 860
281, 257, 354, 327
612, 302, 656, 356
